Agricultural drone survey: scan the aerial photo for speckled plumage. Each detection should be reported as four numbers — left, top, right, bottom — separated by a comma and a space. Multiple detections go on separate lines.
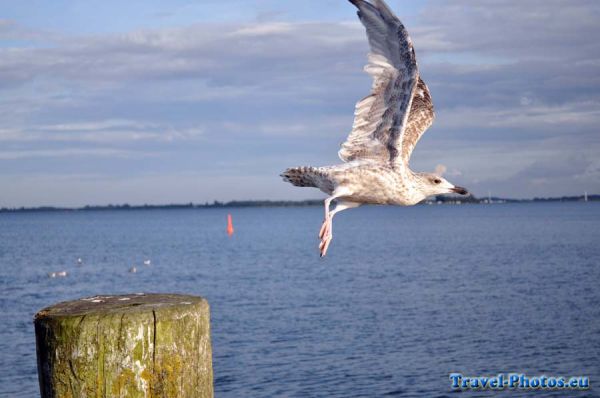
284, 161, 423, 206
281, 0, 468, 256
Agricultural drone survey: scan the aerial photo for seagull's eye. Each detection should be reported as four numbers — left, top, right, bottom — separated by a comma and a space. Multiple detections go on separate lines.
433, 179, 441, 184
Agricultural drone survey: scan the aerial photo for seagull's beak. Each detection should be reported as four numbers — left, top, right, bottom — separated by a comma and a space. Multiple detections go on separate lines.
451, 186, 468, 195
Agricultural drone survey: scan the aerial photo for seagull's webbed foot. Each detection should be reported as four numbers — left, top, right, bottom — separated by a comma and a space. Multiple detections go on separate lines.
318, 217, 333, 257
319, 218, 330, 239
319, 234, 332, 257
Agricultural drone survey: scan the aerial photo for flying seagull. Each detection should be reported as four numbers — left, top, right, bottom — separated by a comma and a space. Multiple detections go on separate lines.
282, 0, 468, 257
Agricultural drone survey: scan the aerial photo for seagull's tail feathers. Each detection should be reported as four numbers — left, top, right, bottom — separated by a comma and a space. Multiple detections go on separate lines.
281, 166, 334, 193
281, 167, 319, 187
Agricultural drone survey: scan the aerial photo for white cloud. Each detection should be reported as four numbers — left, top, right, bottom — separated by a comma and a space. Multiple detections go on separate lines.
436, 102, 600, 131
0, 148, 145, 160
0, 120, 204, 145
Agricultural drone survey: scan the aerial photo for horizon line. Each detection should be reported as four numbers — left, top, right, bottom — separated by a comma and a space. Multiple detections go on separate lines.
1, 194, 598, 213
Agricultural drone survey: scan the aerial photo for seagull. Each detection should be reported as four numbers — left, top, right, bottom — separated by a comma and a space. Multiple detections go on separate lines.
143, 259, 151, 266
281, 0, 468, 257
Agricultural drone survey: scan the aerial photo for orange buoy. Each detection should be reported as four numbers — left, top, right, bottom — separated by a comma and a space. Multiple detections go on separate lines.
226, 214, 234, 236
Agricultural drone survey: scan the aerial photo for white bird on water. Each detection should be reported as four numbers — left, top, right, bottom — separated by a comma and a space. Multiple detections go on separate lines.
282, 0, 468, 257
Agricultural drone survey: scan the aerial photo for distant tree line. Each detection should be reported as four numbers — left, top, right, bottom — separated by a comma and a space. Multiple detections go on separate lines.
0, 199, 323, 213
0, 195, 597, 213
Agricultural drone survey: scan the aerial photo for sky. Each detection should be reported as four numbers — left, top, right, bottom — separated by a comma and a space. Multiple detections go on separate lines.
1, 0, 599, 207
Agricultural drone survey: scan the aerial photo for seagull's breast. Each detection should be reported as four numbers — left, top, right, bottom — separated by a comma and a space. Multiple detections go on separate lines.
329, 163, 422, 206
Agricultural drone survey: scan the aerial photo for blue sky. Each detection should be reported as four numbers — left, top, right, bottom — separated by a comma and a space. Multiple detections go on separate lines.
1, 0, 599, 206
1, 1, 424, 32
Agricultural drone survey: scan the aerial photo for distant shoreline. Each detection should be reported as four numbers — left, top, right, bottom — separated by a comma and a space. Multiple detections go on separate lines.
1, 195, 597, 213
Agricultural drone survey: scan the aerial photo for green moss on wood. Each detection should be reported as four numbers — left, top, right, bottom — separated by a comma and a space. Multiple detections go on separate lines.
35, 293, 213, 398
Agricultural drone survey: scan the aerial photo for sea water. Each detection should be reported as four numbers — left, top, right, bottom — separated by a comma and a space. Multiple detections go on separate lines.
0, 203, 599, 397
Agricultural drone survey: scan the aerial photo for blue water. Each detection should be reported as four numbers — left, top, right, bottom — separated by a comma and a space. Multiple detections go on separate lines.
0, 203, 599, 397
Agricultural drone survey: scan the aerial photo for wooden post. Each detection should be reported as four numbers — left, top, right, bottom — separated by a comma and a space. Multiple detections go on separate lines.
34, 293, 213, 398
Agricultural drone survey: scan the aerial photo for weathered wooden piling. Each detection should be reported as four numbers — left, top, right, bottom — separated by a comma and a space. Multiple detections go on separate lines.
34, 293, 213, 398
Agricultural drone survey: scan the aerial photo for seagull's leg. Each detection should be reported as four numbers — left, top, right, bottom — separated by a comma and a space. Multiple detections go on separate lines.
319, 200, 360, 257
319, 196, 335, 239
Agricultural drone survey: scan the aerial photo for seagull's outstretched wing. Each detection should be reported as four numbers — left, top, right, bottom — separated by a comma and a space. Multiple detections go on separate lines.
339, 0, 419, 166
402, 77, 435, 164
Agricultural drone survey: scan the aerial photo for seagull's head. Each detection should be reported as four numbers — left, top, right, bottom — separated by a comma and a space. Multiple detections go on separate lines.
416, 172, 468, 198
